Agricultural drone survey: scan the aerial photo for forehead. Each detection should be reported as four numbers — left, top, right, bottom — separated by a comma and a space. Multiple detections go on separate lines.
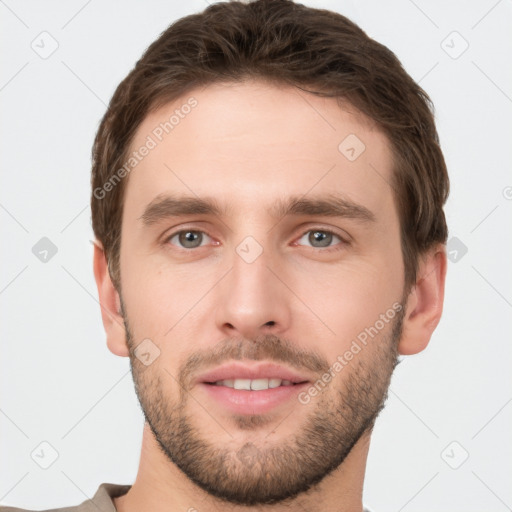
124, 80, 397, 225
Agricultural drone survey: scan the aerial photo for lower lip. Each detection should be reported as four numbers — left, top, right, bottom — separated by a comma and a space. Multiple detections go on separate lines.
198, 382, 310, 415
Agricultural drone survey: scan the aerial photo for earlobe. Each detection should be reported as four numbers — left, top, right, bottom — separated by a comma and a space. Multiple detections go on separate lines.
92, 240, 130, 357
398, 245, 448, 355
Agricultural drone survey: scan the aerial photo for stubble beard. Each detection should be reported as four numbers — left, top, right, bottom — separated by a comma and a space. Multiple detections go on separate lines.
122, 301, 404, 506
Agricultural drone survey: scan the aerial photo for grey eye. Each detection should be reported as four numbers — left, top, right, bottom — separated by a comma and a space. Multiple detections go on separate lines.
169, 230, 210, 249
297, 230, 341, 249
309, 231, 333, 247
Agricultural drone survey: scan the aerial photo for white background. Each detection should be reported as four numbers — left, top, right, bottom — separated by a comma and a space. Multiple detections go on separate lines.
1, 1, 511, 511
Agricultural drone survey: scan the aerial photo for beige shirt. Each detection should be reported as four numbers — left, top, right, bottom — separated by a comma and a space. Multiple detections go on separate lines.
0, 483, 131, 512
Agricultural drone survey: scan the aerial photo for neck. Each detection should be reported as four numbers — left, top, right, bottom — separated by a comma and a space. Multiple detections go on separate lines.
114, 422, 371, 512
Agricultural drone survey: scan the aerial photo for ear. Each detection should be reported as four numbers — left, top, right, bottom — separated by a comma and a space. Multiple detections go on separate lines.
398, 244, 448, 355
92, 240, 130, 357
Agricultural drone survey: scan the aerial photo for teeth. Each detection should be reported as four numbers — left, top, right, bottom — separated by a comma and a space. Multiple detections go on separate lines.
268, 378, 282, 389
234, 379, 251, 390
213, 378, 296, 390
250, 378, 269, 391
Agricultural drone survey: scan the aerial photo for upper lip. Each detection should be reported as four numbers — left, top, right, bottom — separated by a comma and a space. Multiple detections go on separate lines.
196, 362, 312, 385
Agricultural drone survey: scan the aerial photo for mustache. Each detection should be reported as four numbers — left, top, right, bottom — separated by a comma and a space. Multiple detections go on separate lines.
179, 334, 331, 388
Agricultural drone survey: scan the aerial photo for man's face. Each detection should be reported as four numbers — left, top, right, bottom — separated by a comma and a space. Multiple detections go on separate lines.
117, 80, 406, 505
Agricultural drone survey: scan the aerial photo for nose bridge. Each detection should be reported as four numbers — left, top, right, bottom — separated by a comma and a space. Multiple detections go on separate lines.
232, 234, 271, 293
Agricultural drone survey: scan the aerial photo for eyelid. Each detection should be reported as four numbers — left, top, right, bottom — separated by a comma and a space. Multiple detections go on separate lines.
161, 222, 212, 242
298, 225, 351, 243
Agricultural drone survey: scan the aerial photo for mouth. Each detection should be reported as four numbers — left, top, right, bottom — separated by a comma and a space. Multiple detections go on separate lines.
204, 378, 308, 390
196, 362, 312, 415
196, 361, 311, 388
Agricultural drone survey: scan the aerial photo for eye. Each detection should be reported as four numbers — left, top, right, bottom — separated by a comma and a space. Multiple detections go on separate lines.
295, 228, 347, 251
163, 227, 348, 252
165, 229, 213, 249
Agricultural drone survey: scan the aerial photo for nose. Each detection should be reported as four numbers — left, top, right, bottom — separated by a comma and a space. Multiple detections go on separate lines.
214, 240, 291, 341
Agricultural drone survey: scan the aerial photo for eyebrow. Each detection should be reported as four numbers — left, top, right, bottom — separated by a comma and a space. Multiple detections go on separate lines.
139, 193, 376, 226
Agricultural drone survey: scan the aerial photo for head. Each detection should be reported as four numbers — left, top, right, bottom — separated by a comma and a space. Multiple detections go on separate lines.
92, 0, 448, 506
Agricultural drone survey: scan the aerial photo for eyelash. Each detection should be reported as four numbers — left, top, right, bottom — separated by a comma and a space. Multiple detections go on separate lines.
163, 227, 349, 253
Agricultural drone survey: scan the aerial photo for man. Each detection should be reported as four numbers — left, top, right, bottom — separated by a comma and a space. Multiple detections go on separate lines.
1, 0, 448, 510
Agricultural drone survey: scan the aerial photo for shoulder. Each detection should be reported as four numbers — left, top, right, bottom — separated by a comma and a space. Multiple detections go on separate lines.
0, 483, 131, 512
0, 506, 75, 512
0, 504, 77, 512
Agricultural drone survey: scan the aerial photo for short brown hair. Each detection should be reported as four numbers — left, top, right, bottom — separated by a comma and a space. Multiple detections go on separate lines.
91, 0, 449, 294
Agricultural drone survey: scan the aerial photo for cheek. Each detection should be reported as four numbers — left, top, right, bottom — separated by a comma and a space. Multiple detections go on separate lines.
313, 253, 403, 348
121, 252, 219, 344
